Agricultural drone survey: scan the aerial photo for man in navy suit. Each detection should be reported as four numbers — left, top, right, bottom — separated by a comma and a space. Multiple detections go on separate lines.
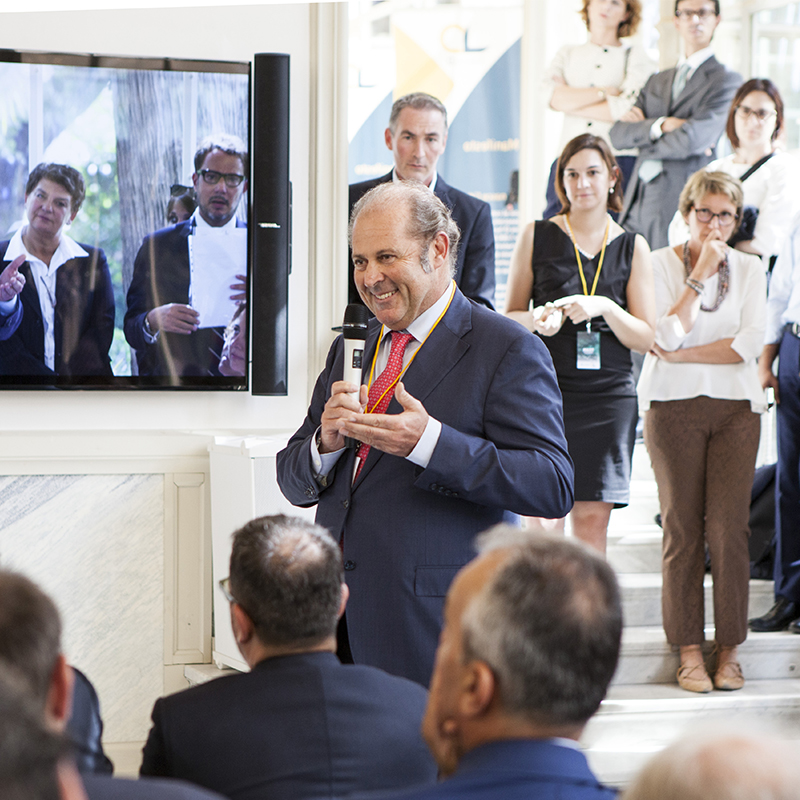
140, 515, 437, 800
277, 182, 573, 687
609, 0, 740, 250
382, 525, 621, 800
349, 92, 496, 309
124, 134, 248, 379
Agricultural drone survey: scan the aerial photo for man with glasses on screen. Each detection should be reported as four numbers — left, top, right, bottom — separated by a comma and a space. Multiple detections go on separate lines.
610, 0, 741, 250
124, 133, 248, 380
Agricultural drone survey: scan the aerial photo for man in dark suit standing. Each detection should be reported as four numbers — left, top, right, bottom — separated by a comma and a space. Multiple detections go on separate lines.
349, 92, 496, 309
383, 525, 621, 800
140, 514, 437, 800
124, 134, 248, 379
277, 182, 573, 687
610, 0, 741, 250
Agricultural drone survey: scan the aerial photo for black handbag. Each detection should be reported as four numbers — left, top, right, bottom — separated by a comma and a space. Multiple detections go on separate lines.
727, 152, 775, 246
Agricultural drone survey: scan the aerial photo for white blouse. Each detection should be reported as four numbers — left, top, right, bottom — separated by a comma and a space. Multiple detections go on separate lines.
638, 246, 767, 414
546, 40, 656, 156
666, 151, 800, 259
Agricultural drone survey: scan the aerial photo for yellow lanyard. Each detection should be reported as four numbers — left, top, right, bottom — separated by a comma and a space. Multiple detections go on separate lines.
364, 281, 456, 414
563, 215, 610, 296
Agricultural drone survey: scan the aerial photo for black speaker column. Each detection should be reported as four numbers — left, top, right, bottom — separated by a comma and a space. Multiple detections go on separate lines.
251, 53, 291, 395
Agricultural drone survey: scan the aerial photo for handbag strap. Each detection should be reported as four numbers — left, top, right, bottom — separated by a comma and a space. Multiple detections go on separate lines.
739, 152, 775, 183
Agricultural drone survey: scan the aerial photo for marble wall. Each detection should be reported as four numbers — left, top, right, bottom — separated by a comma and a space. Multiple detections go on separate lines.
0, 473, 165, 742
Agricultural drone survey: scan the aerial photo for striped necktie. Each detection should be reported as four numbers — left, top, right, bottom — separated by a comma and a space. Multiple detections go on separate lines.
353, 331, 413, 482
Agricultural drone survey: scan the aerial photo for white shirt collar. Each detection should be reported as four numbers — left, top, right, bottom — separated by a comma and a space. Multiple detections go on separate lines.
6, 226, 88, 271
391, 167, 438, 193
191, 207, 239, 233
677, 46, 714, 75
548, 737, 581, 751
380, 279, 455, 346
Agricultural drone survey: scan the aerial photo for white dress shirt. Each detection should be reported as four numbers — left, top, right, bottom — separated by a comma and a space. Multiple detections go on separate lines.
765, 213, 800, 344
392, 168, 438, 192
638, 246, 767, 414
0, 227, 88, 371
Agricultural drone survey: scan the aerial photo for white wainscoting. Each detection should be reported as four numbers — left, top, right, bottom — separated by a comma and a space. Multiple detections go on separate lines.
0, 431, 214, 775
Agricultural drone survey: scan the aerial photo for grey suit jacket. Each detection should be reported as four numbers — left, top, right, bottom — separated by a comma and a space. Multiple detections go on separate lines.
610, 55, 741, 249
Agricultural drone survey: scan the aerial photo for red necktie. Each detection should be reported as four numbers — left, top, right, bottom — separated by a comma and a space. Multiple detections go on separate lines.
354, 331, 413, 482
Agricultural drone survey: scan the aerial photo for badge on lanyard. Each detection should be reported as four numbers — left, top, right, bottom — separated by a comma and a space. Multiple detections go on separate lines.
577, 322, 601, 370
563, 215, 609, 372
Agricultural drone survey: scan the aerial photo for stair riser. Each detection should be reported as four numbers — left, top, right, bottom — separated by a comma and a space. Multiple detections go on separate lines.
621, 582, 774, 627
613, 640, 800, 685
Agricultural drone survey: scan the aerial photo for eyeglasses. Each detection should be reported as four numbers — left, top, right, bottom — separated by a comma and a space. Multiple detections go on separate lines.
170, 183, 194, 196
675, 7, 716, 18
219, 577, 236, 604
693, 207, 737, 226
198, 169, 246, 188
735, 105, 777, 124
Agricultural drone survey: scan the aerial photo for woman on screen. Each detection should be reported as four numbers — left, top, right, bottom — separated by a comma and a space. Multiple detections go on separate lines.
0, 163, 115, 378
166, 184, 197, 226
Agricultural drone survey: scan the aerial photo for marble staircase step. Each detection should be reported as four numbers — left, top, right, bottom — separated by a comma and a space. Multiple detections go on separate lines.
607, 529, 662, 574
613, 626, 800, 685
582, 679, 800, 787
618, 573, 774, 627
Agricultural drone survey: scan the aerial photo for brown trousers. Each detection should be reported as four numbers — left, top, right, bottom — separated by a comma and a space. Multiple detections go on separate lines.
645, 397, 760, 646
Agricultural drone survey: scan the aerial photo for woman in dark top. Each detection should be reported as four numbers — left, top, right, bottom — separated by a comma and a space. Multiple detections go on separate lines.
506, 134, 655, 553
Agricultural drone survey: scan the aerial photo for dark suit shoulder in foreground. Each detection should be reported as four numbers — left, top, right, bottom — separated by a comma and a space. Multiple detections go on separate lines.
83, 774, 226, 800
372, 740, 617, 800
140, 652, 436, 800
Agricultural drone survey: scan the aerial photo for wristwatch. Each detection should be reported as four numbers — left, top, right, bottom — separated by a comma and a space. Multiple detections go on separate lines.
143, 315, 160, 341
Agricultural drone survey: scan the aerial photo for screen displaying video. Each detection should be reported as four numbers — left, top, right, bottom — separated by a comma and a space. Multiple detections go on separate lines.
0, 50, 251, 389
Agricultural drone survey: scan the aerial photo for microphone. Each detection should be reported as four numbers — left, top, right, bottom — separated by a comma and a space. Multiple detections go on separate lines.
342, 303, 369, 396
342, 304, 369, 449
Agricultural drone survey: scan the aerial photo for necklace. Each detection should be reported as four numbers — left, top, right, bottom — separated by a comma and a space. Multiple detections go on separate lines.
682, 241, 729, 312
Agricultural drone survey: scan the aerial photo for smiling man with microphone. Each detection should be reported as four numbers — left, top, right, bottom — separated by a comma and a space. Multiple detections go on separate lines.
277, 181, 573, 688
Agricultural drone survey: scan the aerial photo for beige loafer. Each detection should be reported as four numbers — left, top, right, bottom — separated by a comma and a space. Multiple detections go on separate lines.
677, 663, 713, 693
714, 660, 745, 691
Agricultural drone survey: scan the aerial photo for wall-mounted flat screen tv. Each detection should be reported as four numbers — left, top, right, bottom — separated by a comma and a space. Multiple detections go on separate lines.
0, 48, 267, 390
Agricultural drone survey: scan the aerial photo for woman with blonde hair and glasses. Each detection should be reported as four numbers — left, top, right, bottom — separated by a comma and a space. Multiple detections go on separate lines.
639, 170, 766, 693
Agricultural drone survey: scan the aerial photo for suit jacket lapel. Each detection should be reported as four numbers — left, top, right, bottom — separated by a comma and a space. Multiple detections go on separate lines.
671, 57, 718, 113
350, 322, 383, 489
433, 176, 452, 210
352, 290, 472, 488
18, 262, 42, 324
656, 67, 677, 116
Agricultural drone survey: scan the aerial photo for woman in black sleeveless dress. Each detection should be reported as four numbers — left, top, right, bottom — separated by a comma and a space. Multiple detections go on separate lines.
505, 134, 655, 553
